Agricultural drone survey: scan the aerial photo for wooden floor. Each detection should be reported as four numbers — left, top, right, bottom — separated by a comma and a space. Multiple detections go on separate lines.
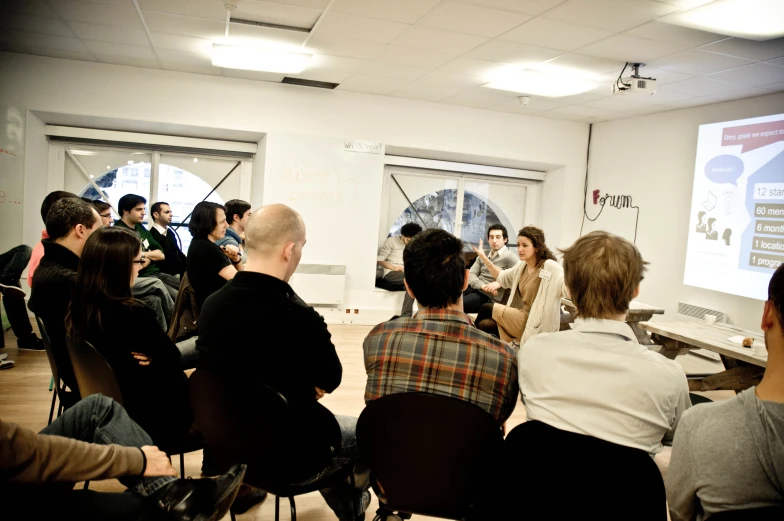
0, 322, 731, 520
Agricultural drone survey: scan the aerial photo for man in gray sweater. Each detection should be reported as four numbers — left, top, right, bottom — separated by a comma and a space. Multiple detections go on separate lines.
667, 264, 784, 520
463, 224, 519, 313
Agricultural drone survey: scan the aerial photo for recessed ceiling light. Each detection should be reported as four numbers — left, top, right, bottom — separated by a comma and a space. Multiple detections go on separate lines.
484, 69, 600, 97
106, 165, 111, 169
659, 0, 784, 40
193, 158, 198, 163
89, 175, 94, 179
127, 160, 134, 165
212, 43, 311, 73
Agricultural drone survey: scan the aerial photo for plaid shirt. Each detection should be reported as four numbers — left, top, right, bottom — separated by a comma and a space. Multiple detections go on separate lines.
363, 308, 519, 425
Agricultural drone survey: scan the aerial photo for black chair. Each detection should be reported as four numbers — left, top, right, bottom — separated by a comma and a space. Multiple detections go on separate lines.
504, 420, 667, 521
65, 336, 201, 479
356, 392, 505, 520
189, 367, 357, 521
35, 317, 79, 424
707, 507, 784, 520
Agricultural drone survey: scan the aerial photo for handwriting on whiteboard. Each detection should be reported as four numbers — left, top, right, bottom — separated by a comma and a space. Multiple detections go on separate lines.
274, 163, 357, 208
0, 148, 18, 157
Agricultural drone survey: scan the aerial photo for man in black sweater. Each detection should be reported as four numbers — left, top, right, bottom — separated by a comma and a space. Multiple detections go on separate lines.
29, 198, 102, 395
150, 201, 187, 278
196, 204, 370, 521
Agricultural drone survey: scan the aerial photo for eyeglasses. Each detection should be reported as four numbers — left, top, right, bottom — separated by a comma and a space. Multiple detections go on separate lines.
100, 213, 112, 218
132, 255, 146, 265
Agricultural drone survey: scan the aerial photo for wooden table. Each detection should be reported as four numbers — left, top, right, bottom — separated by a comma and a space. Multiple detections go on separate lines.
561, 298, 664, 345
640, 320, 767, 392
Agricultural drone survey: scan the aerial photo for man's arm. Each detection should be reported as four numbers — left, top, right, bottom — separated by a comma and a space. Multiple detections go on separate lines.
376, 238, 402, 271
468, 256, 484, 289
664, 373, 692, 445
665, 415, 701, 521
1, 419, 144, 483
293, 297, 342, 393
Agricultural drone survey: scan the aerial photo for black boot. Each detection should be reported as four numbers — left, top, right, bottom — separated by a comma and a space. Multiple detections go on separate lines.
155, 463, 247, 521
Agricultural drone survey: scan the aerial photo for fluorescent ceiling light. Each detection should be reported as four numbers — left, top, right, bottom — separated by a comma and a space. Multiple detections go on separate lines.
212, 43, 311, 73
69, 149, 96, 156
659, 0, 784, 40
484, 69, 599, 97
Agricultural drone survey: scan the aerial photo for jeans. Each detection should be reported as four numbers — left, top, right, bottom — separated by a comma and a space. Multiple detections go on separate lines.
134, 277, 174, 331
151, 272, 180, 302
16, 394, 177, 520
463, 288, 492, 314
382, 272, 415, 317
0, 245, 34, 340
299, 415, 370, 521
176, 335, 199, 369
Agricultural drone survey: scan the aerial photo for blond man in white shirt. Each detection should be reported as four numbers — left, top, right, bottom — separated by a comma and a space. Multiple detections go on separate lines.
519, 231, 691, 456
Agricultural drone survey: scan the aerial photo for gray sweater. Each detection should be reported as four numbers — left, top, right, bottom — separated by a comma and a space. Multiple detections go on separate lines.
666, 388, 784, 521
468, 246, 520, 302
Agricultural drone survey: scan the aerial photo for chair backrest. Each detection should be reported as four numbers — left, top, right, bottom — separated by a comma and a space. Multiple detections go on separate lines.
504, 420, 667, 521
189, 367, 339, 487
36, 316, 61, 385
65, 335, 124, 406
707, 507, 784, 521
357, 392, 504, 520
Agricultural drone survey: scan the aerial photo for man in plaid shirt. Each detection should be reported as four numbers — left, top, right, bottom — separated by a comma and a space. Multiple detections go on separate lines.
363, 229, 518, 426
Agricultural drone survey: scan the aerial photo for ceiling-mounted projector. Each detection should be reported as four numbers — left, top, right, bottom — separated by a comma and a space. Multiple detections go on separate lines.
612, 63, 657, 96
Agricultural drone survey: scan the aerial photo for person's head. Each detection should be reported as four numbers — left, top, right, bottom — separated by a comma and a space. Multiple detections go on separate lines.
90, 200, 113, 227
244, 204, 306, 282
225, 199, 252, 232
118, 194, 147, 225
560, 231, 648, 320
188, 201, 227, 240
151, 202, 173, 226
707, 217, 717, 232
517, 226, 555, 264
487, 224, 508, 252
403, 229, 468, 310
400, 223, 423, 245
697, 211, 706, 224
45, 198, 102, 256
763, 265, 784, 353
41, 190, 78, 224
67, 227, 144, 338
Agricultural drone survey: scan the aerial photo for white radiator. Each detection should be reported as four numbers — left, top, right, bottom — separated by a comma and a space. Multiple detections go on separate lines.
290, 264, 346, 306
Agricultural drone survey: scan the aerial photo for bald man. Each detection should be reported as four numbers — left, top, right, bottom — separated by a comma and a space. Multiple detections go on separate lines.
195, 204, 370, 521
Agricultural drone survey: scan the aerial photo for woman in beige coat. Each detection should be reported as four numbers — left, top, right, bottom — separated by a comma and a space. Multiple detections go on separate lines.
473, 226, 564, 346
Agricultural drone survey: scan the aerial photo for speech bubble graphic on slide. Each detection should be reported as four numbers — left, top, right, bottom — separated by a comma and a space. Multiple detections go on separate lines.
704, 155, 744, 185
722, 120, 784, 152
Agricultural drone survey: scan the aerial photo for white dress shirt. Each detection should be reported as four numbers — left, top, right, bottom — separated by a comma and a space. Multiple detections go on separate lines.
519, 317, 691, 455
151, 222, 168, 236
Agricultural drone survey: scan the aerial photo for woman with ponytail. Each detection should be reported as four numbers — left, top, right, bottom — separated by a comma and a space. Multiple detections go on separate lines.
472, 226, 564, 347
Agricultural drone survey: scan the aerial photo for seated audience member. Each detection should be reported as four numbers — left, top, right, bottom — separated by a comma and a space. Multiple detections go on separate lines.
91, 199, 113, 227
196, 204, 370, 521
27, 190, 79, 287
215, 199, 251, 261
474, 226, 564, 345
3, 394, 245, 521
66, 227, 194, 449
364, 228, 518, 426
463, 224, 520, 314
186, 201, 243, 311
520, 231, 691, 456
666, 264, 784, 521
377, 223, 422, 318
29, 198, 103, 390
0, 244, 42, 351
150, 201, 187, 278
114, 193, 179, 300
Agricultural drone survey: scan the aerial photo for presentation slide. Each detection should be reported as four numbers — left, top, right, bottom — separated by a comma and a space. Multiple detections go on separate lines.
684, 112, 784, 301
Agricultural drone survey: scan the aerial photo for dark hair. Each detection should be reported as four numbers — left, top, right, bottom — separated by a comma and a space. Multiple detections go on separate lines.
92, 200, 111, 214
487, 223, 508, 241
518, 226, 556, 263
225, 199, 251, 225
150, 201, 168, 218
45, 198, 98, 240
698, 211, 706, 219
403, 229, 465, 308
41, 191, 78, 223
400, 222, 423, 238
66, 227, 144, 339
770, 265, 784, 332
707, 217, 717, 228
118, 194, 146, 216
189, 201, 225, 238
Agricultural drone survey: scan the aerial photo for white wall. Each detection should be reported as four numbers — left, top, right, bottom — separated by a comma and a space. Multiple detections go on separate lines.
0, 52, 590, 311
587, 92, 784, 331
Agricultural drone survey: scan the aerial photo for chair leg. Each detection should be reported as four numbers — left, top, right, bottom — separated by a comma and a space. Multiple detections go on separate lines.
49, 376, 54, 391
230, 511, 236, 521
57, 400, 64, 418
349, 468, 357, 520
48, 390, 57, 425
83, 480, 90, 490
275, 495, 280, 521
179, 453, 185, 479
289, 496, 296, 521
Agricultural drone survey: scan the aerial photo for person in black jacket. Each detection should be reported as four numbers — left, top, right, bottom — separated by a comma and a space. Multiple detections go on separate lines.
66, 226, 193, 450
196, 204, 370, 521
150, 201, 186, 278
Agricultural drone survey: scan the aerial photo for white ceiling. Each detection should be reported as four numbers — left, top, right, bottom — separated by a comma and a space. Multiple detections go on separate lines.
2, 0, 783, 123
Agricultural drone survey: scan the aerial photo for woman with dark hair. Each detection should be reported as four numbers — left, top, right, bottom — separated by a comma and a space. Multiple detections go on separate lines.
472, 226, 564, 346
186, 201, 243, 310
66, 227, 192, 449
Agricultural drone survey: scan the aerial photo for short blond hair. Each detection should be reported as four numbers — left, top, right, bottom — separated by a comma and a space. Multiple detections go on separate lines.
560, 231, 647, 319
